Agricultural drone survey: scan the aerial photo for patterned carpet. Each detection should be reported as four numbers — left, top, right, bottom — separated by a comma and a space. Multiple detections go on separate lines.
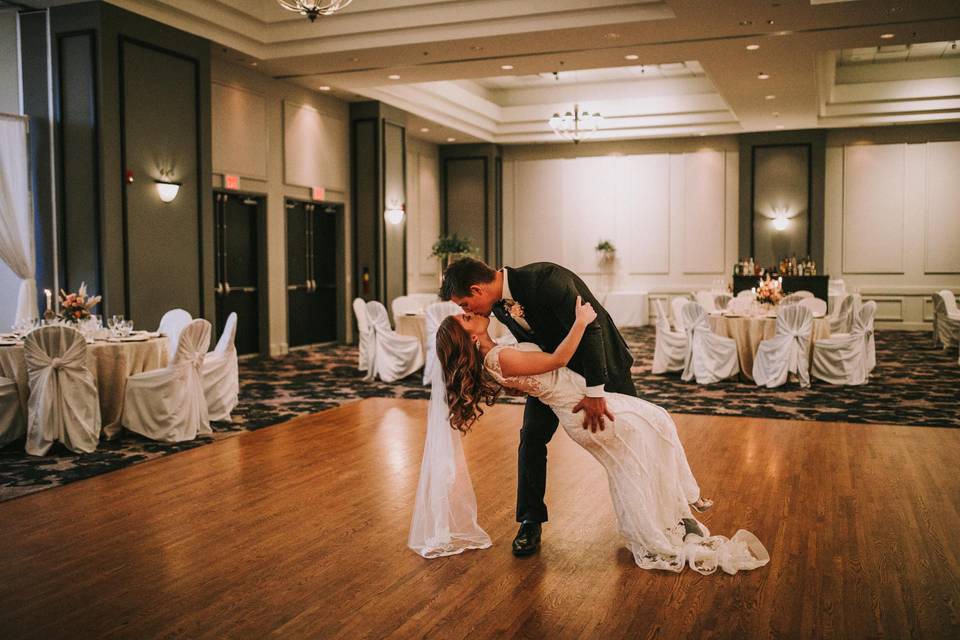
1, 327, 957, 502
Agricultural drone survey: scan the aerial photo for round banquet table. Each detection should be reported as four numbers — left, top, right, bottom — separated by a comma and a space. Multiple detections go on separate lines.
0, 337, 169, 439
708, 314, 832, 381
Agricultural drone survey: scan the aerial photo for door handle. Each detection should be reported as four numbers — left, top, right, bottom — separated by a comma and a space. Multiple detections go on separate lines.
215, 282, 224, 296
224, 281, 231, 295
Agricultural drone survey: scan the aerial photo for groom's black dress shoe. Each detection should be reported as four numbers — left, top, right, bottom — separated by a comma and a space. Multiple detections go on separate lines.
512, 521, 542, 556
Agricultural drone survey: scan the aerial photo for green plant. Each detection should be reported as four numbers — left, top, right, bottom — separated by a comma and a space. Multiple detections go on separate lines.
595, 240, 616, 253
430, 234, 476, 259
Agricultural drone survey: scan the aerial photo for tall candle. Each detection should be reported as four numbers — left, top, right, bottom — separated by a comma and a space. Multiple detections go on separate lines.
44, 289, 52, 312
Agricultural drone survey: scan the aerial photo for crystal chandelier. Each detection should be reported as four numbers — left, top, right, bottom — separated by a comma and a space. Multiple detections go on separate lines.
277, 0, 353, 22
548, 104, 602, 144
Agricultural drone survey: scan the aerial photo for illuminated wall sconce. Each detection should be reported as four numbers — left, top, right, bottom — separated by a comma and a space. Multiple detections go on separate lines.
155, 180, 181, 203
771, 207, 790, 231
384, 204, 405, 225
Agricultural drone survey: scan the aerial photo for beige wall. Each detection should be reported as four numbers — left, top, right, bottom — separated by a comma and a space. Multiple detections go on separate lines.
405, 136, 440, 294
0, 9, 22, 331
824, 125, 960, 329
210, 58, 351, 354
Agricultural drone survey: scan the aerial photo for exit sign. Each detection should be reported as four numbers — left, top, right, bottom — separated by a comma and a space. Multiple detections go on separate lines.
312, 186, 325, 202
224, 175, 240, 190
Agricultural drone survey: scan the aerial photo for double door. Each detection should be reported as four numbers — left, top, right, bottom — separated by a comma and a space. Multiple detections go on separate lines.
213, 192, 262, 355
287, 199, 340, 347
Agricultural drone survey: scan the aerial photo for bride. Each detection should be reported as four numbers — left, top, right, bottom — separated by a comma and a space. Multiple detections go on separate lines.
427, 297, 768, 575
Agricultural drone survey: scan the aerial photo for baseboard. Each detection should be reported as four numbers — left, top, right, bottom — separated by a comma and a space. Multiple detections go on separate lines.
875, 321, 931, 331
270, 342, 289, 357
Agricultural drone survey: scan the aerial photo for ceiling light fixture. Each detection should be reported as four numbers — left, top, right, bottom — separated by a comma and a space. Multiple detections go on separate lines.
624, 54, 639, 60
420, 127, 429, 133
765, 94, 776, 100
446, 137, 456, 142
500, 64, 514, 70
880, 33, 895, 39
318, 85, 330, 91
746, 44, 760, 50
549, 104, 602, 145
738, 20, 753, 26
388, 74, 400, 80
276, 0, 352, 22
757, 72, 770, 79
603, 32, 621, 40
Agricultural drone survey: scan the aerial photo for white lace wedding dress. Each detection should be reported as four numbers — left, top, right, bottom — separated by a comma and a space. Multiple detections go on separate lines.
484, 343, 769, 575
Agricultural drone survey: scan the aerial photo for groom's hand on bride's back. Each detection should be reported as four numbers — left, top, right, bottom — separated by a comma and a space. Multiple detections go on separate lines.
572, 396, 615, 433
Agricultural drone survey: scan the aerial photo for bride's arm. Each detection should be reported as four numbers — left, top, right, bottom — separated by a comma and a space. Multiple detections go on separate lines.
498, 297, 597, 377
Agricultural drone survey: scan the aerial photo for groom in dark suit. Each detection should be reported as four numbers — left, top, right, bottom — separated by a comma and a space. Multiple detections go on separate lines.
441, 258, 637, 556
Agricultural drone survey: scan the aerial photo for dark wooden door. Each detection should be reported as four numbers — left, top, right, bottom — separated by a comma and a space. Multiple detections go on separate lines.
287, 200, 340, 347
214, 192, 261, 355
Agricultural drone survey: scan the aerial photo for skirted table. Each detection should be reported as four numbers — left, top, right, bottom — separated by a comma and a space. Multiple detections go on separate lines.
0, 336, 169, 439
708, 314, 831, 381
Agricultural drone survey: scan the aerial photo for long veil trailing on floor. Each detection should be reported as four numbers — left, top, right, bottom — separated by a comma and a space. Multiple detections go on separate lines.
407, 355, 491, 558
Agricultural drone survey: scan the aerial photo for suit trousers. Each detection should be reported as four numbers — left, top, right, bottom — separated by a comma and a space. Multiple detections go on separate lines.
516, 374, 638, 523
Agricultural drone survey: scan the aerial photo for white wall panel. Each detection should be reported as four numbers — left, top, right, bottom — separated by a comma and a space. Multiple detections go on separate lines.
282, 100, 348, 191
405, 139, 441, 293
212, 82, 267, 179
924, 141, 960, 273
512, 159, 566, 266
564, 156, 619, 274
623, 154, 670, 274
842, 143, 905, 273
682, 150, 725, 274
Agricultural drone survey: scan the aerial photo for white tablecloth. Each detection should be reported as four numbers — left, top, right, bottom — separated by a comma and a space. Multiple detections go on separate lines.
0, 337, 169, 439
601, 291, 649, 327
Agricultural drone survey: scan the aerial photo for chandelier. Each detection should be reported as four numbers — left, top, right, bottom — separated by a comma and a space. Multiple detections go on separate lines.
277, 0, 353, 22
548, 104, 602, 144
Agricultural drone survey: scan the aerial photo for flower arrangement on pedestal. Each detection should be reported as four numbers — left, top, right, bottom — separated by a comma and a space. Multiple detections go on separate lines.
753, 277, 783, 306
59, 282, 101, 323
430, 234, 477, 285
595, 239, 616, 265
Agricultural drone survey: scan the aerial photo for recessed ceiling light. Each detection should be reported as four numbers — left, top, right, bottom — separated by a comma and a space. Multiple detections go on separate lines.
351, 57, 360, 62
250, 61, 258, 66
765, 94, 776, 100
766, 19, 775, 25
746, 44, 760, 51
420, 127, 429, 133
738, 20, 753, 26
500, 64, 514, 70
624, 54, 640, 61
757, 72, 770, 80
880, 33, 895, 40
776, 124, 784, 129
318, 86, 331, 91
446, 137, 456, 142
603, 32, 621, 40
388, 74, 401, 80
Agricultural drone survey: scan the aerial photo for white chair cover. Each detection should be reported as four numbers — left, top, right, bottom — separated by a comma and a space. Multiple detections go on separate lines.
352, 298, 374, 372
752, 304, 813, 388
793, 290, 814, 299
933, 290, 960, 349
680, 302, 739, 384
391, 293, 439, 319
671, 296, 690, 332
799, 297, 827, 317
695, 291, 718, 314
203, 312, 239, 421
123, 319, 211, 442
736, 289, 754, 299
811, 301, 876, 386
408, 336, 492, 558
828, 279, 846, 295
423, 301, 462, 385
365, 301, 425, 383
714, 293, 732, 310
781, 293, 802, 306
0, 375, 26, 447
728, 295, 753, 314
23, 325, 101, 456
829, 294, 854, 334
652, 300, 686, 374
158, 308, 193, 361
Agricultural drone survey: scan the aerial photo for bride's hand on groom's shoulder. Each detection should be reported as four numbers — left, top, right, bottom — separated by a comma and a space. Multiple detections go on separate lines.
574, 296, 597, 326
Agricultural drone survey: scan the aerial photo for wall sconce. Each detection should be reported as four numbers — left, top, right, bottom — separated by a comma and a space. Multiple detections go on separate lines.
771, 207, 790, 231
384, 204, 405, 225
155, 180, 181, 203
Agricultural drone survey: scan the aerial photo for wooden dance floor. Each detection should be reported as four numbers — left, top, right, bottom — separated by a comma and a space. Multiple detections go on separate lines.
1, 398, 958, 639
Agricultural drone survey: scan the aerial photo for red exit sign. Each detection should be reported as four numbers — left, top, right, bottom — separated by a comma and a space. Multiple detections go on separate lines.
224, 174, 240, 190
312, 186, 325, 201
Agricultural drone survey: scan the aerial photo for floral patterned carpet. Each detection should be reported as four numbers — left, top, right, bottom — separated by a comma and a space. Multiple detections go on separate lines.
1, 327, 956, 502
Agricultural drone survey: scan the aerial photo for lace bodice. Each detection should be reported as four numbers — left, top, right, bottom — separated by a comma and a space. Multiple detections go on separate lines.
483, 344, 587, 411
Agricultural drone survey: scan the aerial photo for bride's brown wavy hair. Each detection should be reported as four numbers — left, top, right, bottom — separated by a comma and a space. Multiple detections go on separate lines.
435, 315, 502, 433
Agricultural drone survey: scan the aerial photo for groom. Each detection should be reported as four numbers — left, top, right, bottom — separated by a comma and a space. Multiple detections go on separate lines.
441, 258, 637, 556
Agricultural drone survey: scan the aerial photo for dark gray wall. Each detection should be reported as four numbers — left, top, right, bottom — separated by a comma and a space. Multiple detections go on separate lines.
383, 119, 406, 306
739, 130, 825, 268
439, 143, 501, 266
752, 144, 810, 267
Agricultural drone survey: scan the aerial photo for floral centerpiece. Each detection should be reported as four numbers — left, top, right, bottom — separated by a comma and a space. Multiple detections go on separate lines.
595, 239, 616, 264
754, 277, 783, 306
59, 282, 102, 323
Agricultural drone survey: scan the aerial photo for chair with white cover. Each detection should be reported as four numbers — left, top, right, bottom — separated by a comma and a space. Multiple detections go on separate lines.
671, 296, 690, 332
695, 291, 719, 314
23, 325, 101, 455
752, 304, 813, 388
0, 375, 25, 447
680, 302, 739, 384
728, 295, 753, 314
714, 293, 733, 310
203, 312, 239, 421
736, 289, 754, 299
353, 298, 374, 372
423, 301, 462, 385
781, 293, 803, 306
123, 319, 211, 442
828, 294, 855, 334
652, 300, 686, 374
933, 290, 960, 350
811, 301, 876, 386
157, 308, 193, 361
799, 297, 827, 317
365, 301, 425, 383
392, 293, 440, 320
793, 290, 814, 299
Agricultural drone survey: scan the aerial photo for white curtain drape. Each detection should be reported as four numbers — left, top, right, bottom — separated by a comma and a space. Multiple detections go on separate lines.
0, 116, 37, 324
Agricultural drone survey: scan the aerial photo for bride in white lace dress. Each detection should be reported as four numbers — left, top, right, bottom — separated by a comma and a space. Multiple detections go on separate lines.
432, 297, 769, 575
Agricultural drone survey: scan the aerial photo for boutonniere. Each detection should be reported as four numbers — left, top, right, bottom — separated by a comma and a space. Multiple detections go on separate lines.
503, 299, 525, 320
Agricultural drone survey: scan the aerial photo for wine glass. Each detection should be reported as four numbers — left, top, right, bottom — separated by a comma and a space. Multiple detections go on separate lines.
109, 314, 124, 336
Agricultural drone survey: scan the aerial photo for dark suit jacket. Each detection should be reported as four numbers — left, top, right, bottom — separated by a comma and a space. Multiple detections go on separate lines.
504, 262, 634, 390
